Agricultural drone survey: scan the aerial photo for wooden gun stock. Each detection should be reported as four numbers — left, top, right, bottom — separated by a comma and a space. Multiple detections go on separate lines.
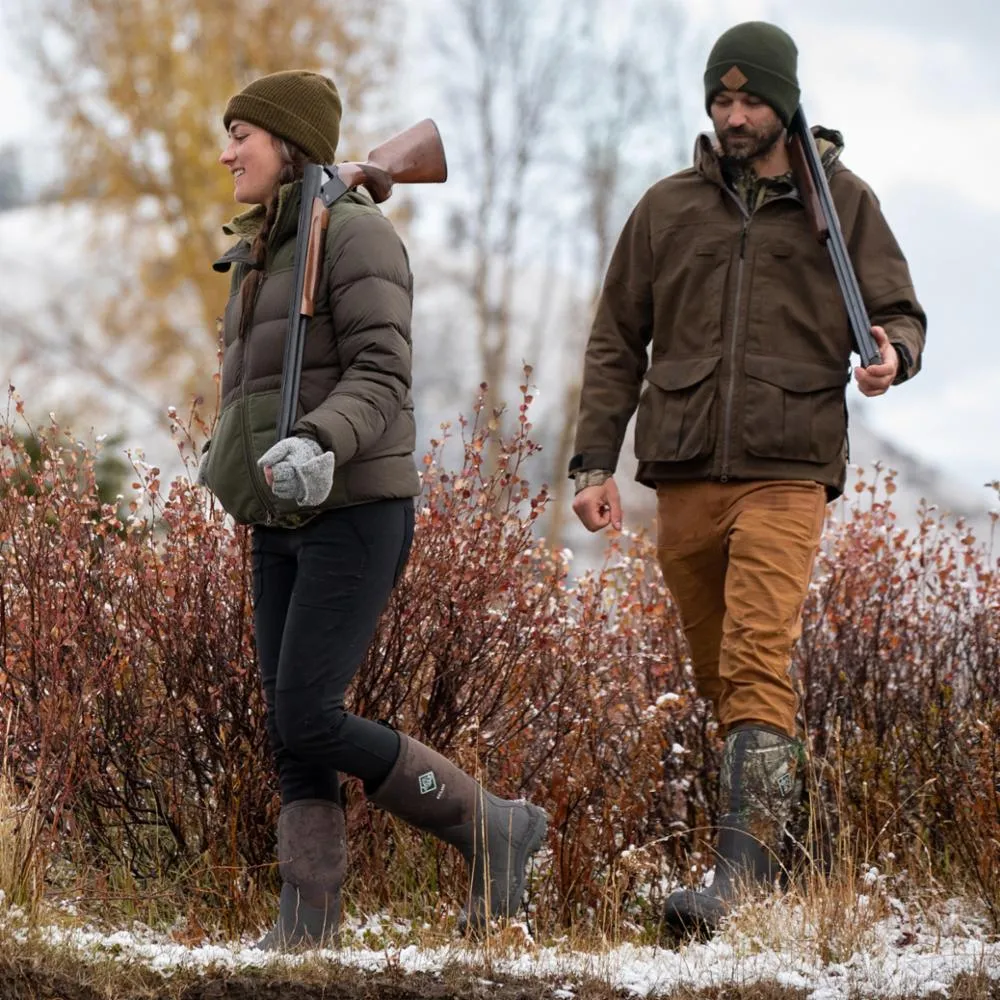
336, 119, 448, 203
300, 198, 330, 317
788, 131, 828, 244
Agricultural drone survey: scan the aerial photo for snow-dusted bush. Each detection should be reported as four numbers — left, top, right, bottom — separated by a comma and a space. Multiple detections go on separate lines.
1, 386, 997, 936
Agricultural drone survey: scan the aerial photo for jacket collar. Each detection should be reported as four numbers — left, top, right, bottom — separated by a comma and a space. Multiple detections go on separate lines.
212, 181, 302, 273
693, 125, 845, 189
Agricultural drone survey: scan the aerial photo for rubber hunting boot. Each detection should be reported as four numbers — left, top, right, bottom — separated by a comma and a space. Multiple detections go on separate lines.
664, 725, 802, 935
255, 798, 346, 950
368, 733, 548, 931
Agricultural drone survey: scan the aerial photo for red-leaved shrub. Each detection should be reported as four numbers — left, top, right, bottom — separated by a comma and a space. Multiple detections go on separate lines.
1, 387, 997, 935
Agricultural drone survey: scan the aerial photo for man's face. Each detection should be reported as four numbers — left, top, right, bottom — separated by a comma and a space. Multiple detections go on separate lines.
710, 91, 785, 164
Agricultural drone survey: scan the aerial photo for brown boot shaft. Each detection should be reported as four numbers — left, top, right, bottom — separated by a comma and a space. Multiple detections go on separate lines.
368, 734, 548, 928
256, 799, 346, 951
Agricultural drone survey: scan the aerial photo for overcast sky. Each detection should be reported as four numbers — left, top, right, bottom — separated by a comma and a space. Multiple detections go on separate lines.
0, 0, 996, 501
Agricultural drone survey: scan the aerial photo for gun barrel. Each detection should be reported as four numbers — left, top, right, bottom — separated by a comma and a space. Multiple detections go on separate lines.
790, 107, 880, 368
277, 163, 325, 441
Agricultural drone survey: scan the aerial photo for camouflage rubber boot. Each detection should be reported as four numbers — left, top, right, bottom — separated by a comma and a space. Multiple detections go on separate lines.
664, 725, 803, 936
367, 733, 548, 932
255, 799, 346, 951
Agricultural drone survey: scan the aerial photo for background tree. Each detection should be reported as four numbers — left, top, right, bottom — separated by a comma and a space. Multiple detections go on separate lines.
0, 144, 24, 211
417, 0, 700, 547
6, 0, 400, 410
430, 0, 584, 425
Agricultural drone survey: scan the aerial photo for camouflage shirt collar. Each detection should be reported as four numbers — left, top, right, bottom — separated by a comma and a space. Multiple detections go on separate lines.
724, 162, 796, 213
694, 127, 845, 211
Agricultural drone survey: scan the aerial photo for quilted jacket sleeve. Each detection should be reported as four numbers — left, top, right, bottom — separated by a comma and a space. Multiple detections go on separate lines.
293, 212, 414, 463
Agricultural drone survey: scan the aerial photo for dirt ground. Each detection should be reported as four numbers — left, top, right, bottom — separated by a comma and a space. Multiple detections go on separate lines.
1, 959, 997, 1000
0, 961, 613, 1000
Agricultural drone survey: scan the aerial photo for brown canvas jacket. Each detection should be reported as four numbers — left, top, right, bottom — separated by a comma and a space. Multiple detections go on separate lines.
571, 127, 926, 500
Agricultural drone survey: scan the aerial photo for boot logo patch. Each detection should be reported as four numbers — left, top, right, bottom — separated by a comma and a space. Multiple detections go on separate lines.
418, 771, 438, 795
776, 767, 794, 797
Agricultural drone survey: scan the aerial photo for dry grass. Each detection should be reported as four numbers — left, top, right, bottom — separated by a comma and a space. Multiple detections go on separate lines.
0, 724, 44, 919
1, 870, 997, 1000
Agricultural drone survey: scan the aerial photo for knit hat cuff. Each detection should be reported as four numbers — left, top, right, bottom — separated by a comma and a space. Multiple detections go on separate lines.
224, 93, 336, 163
706, 57, 797, 90
704, 61, 800, 125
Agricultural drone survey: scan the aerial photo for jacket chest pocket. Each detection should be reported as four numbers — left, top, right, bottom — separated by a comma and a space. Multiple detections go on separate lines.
746, 240, 850, 360
652, 237, 730, 355
635, 356, 721, 462
743, 354, 848, 463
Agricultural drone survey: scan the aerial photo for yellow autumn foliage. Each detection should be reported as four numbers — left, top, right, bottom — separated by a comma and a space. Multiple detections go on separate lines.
13, 0, 399, 405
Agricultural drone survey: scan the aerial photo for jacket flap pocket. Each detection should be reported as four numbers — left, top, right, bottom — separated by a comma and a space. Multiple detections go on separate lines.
645, 355, 721, 392
745, 354, 848, 392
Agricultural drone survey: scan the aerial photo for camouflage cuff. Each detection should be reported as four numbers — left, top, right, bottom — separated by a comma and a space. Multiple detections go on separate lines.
572, 469, 613, 494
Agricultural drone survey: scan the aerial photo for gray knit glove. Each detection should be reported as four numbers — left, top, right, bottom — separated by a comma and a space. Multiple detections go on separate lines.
258, 436, 335, 507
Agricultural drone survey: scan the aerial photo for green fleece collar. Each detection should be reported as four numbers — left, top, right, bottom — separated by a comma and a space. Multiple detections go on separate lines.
222, 181, 299, 239
213, 181, 303, 273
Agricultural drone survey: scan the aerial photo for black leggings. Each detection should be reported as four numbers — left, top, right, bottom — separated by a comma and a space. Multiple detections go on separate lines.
251, 498, 414, 805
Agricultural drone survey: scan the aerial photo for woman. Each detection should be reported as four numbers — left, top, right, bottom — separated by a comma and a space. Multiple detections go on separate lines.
201, 70, 548, 950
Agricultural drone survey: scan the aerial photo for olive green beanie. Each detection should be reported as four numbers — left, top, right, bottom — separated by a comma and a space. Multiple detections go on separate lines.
223, 70, 342, 164
704, 21, 800, 127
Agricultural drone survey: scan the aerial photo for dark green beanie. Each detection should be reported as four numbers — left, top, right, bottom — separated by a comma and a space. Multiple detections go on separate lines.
704, 22, 799, 127
224, 70, 342, 164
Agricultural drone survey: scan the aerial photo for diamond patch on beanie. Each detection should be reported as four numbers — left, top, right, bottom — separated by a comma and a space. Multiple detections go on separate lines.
721, 65, 749, 90
418, 771, 438, 795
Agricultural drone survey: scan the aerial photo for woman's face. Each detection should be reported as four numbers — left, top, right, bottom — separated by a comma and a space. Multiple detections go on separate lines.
219, 121, 284, 207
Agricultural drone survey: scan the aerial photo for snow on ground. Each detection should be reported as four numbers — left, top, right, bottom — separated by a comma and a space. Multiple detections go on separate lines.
4, 898, 997, 999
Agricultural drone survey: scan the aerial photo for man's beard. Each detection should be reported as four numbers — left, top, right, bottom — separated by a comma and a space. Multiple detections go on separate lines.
718, 120, 785, 165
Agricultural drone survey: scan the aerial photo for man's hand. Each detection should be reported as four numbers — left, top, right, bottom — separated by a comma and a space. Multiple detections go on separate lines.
854, 326, 899, 397
572, 476, 623, 533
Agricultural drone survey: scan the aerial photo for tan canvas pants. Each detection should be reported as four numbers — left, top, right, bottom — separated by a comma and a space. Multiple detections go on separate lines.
655, 480, 826, 737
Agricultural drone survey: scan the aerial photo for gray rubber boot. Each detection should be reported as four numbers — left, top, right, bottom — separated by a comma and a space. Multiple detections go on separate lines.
368, 733, 548, 932
255, 798, 346, 951
664, 725, 803, 936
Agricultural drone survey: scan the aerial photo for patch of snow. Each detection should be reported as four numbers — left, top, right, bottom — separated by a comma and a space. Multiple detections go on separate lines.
4, 899, 997, 999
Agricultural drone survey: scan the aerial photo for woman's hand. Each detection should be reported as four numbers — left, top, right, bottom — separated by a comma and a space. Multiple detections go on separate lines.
258, 437, 335, 506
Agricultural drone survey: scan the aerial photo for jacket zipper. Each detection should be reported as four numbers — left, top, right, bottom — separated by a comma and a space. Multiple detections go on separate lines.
237, 277, 277, 525
240, 389, 276, 525
717, 187, 802, 481
719, 192, 750, 482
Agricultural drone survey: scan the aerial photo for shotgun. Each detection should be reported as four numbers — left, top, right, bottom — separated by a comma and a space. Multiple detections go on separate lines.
276, 119, 448, 442
787, 107, 881, 368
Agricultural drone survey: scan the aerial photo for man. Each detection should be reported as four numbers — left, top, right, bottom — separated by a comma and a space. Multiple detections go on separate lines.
569, 21, 925, 933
